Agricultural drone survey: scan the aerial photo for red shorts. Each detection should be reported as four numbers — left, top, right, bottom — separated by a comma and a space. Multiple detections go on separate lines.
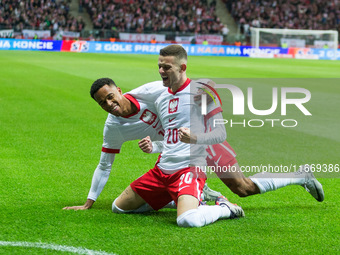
206, 141, 238, 177
130, 166, 206, 211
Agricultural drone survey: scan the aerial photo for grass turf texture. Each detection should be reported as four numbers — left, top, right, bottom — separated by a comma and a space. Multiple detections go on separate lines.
0, 51, 339, 255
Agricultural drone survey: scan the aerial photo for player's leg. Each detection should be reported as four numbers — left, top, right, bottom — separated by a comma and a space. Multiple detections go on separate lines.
219, 162, 324, 201
113, 165, 175, 215
209, 142, 324, 201
113, 182, 220, 212
113, 183, 215, 212
112, 166, 173, 213
206, 142, 260, 197
216, 163, 260, 197
176, 194, 244, 228
112, 185, 149, 213
249, 164, 324, 201
176, 194, 199, 216
170, 168, 244, 228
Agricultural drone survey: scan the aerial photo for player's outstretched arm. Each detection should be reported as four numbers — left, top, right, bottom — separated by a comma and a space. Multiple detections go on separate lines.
63, 151, 115, 210
63, 199, 95, 210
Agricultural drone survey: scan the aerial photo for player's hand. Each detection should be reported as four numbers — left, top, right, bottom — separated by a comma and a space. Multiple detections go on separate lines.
63, 199, 94, 210
63, 205, 89, 210
138, 136, 153, 153
179, 127, 197, 144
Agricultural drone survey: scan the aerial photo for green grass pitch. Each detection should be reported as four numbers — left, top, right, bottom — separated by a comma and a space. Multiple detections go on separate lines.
0, 50, 339, 255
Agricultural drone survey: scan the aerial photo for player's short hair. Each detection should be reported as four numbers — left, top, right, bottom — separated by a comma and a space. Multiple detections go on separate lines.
160, 44, 187, 64
90, 78, 117, 99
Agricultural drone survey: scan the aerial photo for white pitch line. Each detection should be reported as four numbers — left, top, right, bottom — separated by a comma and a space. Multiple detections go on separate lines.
0, 241, 117, 255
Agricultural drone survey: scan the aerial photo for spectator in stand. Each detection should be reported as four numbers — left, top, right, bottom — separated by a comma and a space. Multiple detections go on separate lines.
221, 24, 229, 41
82, 0, 226, 36
150, 37, 157, 43
223, 0, 340, 43
0, 0, 85, 38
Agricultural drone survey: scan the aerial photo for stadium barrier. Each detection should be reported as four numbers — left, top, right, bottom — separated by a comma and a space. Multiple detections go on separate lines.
1, 39, 339, 60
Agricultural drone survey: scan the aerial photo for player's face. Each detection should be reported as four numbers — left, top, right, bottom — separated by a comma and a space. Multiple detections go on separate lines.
158, 55, 185, 89
94, 85, 130, 117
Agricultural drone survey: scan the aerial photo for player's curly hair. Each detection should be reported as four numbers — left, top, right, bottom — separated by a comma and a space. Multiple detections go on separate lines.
90, 78, 117, 99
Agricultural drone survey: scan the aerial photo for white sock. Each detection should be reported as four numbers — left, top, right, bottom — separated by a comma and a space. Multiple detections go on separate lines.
250, 171, 305, 194
177, 205, 231, 228
112, 199, 154, 213
112, 199, 129, 213
133, 203, 154, 213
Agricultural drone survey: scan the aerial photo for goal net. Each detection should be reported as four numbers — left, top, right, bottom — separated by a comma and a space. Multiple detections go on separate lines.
250, 27, 338, 50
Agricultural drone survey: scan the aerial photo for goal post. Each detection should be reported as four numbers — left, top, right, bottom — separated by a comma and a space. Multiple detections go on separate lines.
250, 27, 338, 50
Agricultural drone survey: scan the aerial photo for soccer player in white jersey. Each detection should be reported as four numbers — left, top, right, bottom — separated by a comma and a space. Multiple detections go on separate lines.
65, 44, 324, 215
112, 45, 245, 227
63, 78, 221, 211
141, 79, 324, 203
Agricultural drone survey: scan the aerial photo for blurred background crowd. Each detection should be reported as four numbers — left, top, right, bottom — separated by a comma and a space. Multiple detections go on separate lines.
0, 0, 339, 45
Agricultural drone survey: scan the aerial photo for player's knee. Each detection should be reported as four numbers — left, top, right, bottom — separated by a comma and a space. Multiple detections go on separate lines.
112, 199, 129, 214
177, 209, 204, 228
220, 178, 249, 197
230, 179, 257, 197
232, 185, 249, 197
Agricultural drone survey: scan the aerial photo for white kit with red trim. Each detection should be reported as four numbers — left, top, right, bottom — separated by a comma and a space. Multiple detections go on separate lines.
87, 80, 226, 201
154, 79, 226, 173
88, 82, 166, 201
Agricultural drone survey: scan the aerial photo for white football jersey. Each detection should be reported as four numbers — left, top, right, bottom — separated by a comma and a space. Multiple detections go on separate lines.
102, 82, 166, 152
88, 82, 166, 201
88, 80, 225, 201
155, 79, 225, 173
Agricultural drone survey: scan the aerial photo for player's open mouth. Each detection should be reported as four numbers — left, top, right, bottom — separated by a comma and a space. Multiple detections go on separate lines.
162, 76, 169, 82
111, 105, 119, 112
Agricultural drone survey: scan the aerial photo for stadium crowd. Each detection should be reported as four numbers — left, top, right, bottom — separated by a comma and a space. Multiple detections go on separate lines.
83, 0, 225, 34
1, 0, 339, 43
223, 0, 340, 37
0, 0, 85, 34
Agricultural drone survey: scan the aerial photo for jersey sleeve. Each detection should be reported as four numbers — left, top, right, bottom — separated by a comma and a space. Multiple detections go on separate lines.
196, 110, 226, 145
87, 152, 116, 201
204, 103, 223, 131
196, 101, 226, 145
87, 120, 124, 201
102, 121, 124, 153
151, 140, 164, 153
